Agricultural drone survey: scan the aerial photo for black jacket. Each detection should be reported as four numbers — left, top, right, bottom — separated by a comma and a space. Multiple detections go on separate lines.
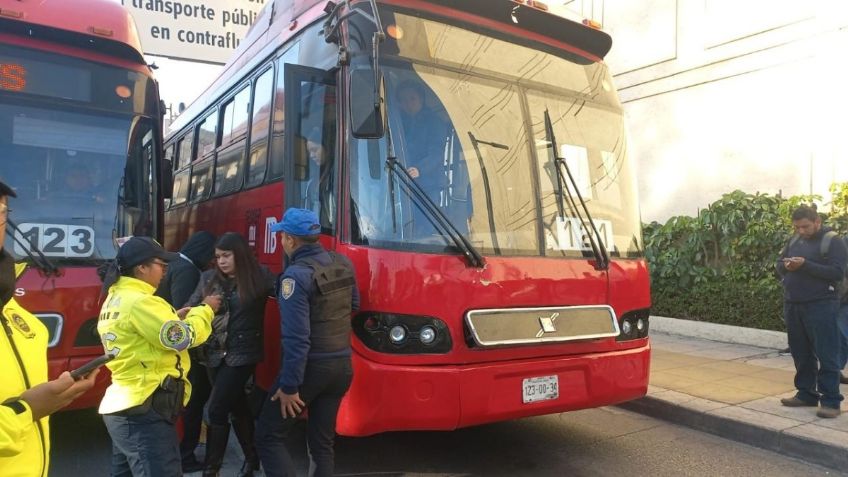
155, 231, 215, 307
189, 268, 275, 367
776, 227, 848, 303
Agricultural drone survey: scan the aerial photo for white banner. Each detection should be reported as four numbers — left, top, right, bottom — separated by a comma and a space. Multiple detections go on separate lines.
122, 0, 267, 64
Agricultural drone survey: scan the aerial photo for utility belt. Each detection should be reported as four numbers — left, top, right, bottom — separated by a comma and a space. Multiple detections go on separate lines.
109, 375, 185, 424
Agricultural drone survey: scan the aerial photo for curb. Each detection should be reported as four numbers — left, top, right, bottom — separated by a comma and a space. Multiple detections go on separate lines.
650, 316, 787, 350
618, 395, 848, 470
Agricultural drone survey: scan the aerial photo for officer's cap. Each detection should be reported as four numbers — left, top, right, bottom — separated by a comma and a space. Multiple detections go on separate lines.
0, 180, 17, 198
117, 236, 179, 270
270, 208, 320, 236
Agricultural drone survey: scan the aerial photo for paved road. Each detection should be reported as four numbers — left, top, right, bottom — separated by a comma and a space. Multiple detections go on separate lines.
50, 406, 837, 476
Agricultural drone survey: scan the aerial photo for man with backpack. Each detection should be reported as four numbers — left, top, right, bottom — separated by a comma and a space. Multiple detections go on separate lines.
776, 205, 848, 418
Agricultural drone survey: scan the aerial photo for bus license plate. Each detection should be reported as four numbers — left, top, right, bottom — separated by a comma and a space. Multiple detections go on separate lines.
522, 375, 559, 404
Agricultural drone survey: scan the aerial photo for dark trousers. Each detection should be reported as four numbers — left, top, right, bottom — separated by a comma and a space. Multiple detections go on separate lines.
103, 407, 181, 477
255, 358, 353, 477
785, 299, 844, 408
838, 303, 848, 369
179, 362, 211, 461
207, 363, 256, 425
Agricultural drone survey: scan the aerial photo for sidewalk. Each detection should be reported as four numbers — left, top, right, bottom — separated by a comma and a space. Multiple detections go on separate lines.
620, 318, 848, 471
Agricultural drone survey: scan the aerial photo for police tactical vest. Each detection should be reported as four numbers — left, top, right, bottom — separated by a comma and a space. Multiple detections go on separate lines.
299, 252, 356, 353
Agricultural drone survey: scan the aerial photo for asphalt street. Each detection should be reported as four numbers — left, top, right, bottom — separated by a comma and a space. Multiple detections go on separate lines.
49, 405, 839, 476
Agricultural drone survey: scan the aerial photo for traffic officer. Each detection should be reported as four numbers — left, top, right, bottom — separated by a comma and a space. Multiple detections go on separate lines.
97, 236, 221, 477
255, 208, 359, 477
1, 180, 98, 477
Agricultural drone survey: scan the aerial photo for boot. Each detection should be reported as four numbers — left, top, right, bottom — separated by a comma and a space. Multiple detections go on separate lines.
202, 423, 230, 477
231, 415, 261, 477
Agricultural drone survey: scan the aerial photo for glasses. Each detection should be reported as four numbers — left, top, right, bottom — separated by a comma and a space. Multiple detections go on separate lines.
151, 260, 169, 270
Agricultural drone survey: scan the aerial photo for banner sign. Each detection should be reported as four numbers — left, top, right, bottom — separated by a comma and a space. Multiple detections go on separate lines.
122, 0, 267, 64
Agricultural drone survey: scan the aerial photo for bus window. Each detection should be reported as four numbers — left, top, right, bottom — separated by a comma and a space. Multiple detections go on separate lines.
214, 145, 245, 196
268, 46, 299, 180
289, 69, 336, 232
190, 161, 212, 201
164, 143, 175, 170
246, 67, 273, 187
177, 131, 194, 169
196, 113, 217, 158
222, 86, 250, 145
172, 168, 190, 206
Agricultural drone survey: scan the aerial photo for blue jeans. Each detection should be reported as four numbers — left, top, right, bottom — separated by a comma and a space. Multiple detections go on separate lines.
102, 407, 181, 477
838, 304, 848, 369
785, 300, 844, 408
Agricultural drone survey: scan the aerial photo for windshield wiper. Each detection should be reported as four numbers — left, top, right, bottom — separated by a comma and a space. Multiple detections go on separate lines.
6, 219, 61, 277
467, 132, 507, 254
383, 123, 485, 268
544, 109, 609, 270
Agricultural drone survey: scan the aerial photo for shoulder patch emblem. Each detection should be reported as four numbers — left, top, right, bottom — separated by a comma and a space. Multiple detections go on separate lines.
9, 313, 35, 339
281, 278, 296, 300
159, 320, 192, 351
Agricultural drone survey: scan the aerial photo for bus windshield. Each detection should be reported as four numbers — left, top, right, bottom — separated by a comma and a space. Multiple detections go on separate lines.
349, 9, 642, 258
0, 104, 156, 262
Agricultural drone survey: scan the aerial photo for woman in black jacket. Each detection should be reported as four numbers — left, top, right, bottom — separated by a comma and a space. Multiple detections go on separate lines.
188, 232, 274, 477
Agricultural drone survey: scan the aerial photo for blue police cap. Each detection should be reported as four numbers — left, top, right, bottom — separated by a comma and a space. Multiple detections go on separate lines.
270, 208, 321, 236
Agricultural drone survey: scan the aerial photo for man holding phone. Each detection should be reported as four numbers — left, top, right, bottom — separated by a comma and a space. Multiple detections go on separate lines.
777, 204, 848, 418
0, 180, 99, 477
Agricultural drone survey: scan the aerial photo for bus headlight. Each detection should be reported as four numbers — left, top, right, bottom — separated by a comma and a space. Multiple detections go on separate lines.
419, 326, 437, 345
352, 312, 452, 354
616, 309, 650, 342
389, 325, 407, 344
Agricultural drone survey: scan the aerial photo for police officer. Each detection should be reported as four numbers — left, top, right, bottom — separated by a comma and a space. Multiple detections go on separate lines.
97, 236, 222, 477
255, 208, 359, 477
1, 180, 98, 477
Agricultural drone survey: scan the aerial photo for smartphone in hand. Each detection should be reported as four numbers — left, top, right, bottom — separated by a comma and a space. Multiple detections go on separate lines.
69, 353, 115, 381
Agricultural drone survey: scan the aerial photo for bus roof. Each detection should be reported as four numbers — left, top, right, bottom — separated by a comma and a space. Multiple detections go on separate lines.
0, 0, 146, 63
169, 0, 611, 136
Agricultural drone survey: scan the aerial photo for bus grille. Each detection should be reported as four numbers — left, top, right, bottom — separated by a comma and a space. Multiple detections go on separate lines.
464, 305, 619, 348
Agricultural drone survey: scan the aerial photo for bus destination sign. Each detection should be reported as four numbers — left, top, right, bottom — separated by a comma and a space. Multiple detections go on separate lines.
0, 56, 91, 102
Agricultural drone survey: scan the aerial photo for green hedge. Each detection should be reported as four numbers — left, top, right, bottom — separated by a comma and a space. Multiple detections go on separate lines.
643, 184, 848, 331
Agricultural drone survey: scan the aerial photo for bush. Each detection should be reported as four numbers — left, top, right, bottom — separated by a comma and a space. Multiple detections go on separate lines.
643, 186, 847, 331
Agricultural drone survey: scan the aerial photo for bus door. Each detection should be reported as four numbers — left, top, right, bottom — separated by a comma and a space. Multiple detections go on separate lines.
283, 65, 337, 237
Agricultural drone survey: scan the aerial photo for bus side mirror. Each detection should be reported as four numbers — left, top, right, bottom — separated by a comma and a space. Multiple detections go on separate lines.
349, 69, 386, 139
162, 159, 174, 199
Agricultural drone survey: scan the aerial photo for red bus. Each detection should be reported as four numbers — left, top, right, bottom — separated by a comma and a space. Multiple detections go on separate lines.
165, 0, 650, 436
0, 0, 166, 409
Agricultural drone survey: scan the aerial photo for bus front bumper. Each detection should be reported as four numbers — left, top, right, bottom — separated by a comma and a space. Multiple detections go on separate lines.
337, 341, 650, 436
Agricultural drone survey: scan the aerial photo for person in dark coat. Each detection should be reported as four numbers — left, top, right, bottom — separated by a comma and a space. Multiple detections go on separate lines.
255, 208, 358, 477
396, 80, 449, 237
154, 230, 216, 473
777, 205, 848, 418
187, 232, 274, 477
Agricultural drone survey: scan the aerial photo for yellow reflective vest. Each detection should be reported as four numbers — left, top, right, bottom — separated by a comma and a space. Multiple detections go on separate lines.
0, 263, 49, 477
97, 276, 213, 415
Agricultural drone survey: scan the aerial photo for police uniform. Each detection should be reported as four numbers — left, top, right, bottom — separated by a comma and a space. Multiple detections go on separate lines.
98, 237, 214, 477
255, 209, 359, 477
1, 259, 50, 477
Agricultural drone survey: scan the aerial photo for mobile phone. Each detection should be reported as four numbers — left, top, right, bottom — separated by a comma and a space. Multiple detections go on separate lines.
69, 353, 115, 381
